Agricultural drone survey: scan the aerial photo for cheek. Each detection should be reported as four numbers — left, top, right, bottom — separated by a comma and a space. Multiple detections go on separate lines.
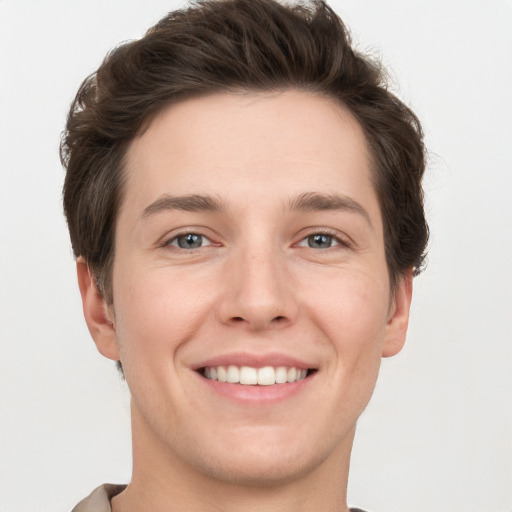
305, 267, 390, 344
112, 267, 214, 372
302, 267, 389, 394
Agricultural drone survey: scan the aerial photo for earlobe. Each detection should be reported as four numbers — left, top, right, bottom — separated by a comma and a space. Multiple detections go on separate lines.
382, 270, 413, 358
76, 258, 120, 361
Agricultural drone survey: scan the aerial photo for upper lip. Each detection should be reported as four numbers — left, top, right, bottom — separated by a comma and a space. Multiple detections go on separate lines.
192, 352, 316, 371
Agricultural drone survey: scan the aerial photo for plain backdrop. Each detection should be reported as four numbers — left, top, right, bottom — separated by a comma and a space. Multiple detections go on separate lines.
1, 1, 511, 511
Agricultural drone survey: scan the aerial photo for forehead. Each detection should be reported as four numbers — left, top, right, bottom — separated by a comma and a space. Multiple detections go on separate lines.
121, 90, 379, 222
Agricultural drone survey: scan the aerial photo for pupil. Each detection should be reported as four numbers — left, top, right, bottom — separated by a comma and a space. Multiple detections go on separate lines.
178, 234, 202, 248
309, 234, 331, 248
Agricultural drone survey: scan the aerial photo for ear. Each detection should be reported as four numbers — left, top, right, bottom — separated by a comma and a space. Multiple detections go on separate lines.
382, 269, 413, 358
76, 257, 120, 361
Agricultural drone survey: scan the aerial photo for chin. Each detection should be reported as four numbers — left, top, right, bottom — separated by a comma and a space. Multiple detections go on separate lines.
198, 450, 324, 487
183, 425, 351, 488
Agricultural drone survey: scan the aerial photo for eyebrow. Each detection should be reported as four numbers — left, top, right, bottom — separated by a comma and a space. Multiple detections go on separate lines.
140, 194, 225, 219
140, 191, 372, 227
287, 192, 372, 227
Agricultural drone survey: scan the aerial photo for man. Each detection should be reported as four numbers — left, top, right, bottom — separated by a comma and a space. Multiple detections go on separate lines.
61, 0, 428, 510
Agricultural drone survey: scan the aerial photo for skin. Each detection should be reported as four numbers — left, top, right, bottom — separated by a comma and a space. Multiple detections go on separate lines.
78, 90, 412, 512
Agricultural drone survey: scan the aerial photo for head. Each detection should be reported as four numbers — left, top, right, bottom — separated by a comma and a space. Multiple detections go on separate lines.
61, 0, 428, 491
61, 0, 428, 305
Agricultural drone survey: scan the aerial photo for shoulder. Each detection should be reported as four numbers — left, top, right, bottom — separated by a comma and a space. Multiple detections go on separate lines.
70, 487, 368, 512
71, 484, 127, 512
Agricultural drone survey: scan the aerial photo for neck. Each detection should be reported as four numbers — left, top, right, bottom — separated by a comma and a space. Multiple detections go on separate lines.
112, 404, 354, 512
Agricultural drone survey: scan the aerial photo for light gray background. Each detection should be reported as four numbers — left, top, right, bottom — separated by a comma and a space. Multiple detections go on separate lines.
1, 1, 511, 511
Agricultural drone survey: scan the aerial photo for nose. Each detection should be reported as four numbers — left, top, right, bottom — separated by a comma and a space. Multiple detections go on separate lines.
216, 242, 299, 331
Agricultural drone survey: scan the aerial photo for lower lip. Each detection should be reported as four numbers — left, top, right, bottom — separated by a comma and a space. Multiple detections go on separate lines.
197, 373, 314, 405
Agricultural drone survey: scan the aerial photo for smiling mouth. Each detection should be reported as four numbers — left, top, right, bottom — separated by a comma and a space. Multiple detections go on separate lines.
199, 365, 316, 386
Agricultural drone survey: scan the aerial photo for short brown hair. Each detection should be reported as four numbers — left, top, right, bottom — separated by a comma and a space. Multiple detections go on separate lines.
61, 0, 428, 303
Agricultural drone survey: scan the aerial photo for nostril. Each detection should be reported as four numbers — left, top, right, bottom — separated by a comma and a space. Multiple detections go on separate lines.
226, 314, 288, 326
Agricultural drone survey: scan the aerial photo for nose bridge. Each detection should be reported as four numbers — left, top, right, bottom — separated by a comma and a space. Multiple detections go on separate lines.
219, 233, 296, 329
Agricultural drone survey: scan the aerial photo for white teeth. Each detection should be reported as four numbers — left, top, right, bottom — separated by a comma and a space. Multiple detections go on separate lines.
202, 365, 309, 385
227, 365, 239, 383
275, 366, 288, 384
217, 366, 227, 383
257, 366, 276, 386
240, 366, 258, 385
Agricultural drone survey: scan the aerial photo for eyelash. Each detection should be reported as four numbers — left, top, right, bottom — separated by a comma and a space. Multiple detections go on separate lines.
161, 228, 351, 251
162, 231, 215, 250
296, 229, 352, 250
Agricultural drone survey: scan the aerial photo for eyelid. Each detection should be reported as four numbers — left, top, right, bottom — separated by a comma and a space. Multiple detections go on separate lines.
159, 228, 218, 249
157, 227, 352, 250
295, 228, 353, 249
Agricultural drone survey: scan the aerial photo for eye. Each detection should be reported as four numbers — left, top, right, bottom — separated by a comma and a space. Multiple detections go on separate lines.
297, 233, 344, 249
168, 233, 213, 249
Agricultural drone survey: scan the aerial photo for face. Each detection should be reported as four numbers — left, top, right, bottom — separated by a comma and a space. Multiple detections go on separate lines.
79, 90, 412, 486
